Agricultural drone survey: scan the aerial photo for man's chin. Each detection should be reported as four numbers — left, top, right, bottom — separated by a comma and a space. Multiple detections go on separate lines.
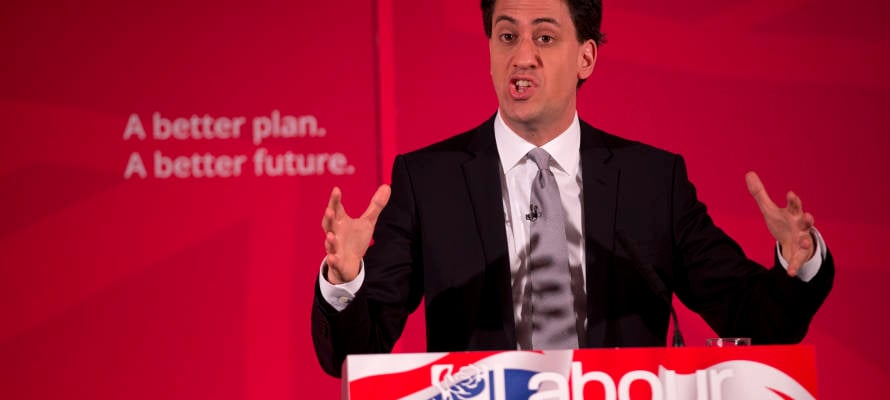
500, 105, 541, 127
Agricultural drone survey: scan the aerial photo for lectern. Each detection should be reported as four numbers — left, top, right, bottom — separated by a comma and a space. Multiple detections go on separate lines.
343, 345, 817, 399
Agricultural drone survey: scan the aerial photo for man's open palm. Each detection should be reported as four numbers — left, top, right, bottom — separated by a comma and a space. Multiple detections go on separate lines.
321, 185, 391, 284
746, 171, 816, 276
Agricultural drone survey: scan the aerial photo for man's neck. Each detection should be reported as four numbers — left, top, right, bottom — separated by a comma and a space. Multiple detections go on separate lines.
500, 113, 577, 147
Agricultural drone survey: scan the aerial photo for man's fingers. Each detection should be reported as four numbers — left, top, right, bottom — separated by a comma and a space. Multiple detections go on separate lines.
786, 232, 815, 277
745, 171, 777, 213
798, 212, 815, 231
324, 231, 336, 254
799, 232, 813, 251
325, 232, 346, 273
786, 244, 809, 277
326, 253, 340, 270
361, 184, 392, 223
786, 191, 803, 216
327, 186, 345, 217
748, 172, 817, 277
321, 207, 335, 232
786, 258, 802, 277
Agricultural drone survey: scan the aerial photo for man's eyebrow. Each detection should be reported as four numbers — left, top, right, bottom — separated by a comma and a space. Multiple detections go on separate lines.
533, 17, 559, 26
494, 15, 517, 25
494, 15, 561, 26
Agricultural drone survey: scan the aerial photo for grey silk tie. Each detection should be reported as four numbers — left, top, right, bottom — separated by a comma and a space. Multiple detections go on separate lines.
519, 148, 580, 350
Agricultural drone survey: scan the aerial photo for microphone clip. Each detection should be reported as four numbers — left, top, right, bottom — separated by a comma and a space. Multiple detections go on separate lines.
525, 204, 540, 222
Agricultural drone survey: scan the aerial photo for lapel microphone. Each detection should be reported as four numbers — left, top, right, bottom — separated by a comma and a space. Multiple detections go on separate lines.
525, 204, 540, 222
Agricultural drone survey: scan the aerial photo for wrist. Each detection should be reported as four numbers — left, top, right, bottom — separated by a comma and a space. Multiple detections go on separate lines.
324, 257, 360, 284
778, 231, 817, 261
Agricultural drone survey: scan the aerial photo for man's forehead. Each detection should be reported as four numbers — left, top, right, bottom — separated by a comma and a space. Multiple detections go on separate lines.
492, 0, 570, 24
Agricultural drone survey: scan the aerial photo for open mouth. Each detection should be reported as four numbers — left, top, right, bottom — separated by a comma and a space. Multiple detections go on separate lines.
514, 79, 532, 93
510, 78, 535, 99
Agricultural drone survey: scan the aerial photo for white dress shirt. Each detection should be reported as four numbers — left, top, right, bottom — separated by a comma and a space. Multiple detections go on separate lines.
319, 111, 825, 312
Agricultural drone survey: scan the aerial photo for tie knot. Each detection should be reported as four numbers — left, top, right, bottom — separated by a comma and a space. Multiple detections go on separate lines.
527, 148, 552, 172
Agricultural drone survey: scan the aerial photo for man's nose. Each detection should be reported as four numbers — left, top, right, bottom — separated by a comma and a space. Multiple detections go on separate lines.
512, 37, 539, 69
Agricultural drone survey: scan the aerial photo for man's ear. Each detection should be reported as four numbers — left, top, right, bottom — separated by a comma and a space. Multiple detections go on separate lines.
578, 40, 597, 80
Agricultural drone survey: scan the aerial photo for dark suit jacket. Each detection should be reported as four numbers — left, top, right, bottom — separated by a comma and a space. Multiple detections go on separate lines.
312, 116, 834, 377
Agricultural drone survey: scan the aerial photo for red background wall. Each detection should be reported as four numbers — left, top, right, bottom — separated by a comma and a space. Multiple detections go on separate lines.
2, 1, 888, 399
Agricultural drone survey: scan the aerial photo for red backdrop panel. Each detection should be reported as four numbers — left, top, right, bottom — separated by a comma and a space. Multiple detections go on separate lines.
1, 1, 379, 399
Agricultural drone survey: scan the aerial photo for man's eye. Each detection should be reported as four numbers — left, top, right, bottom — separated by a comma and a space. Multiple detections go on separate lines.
538, 35, 554, 44
500, 33, 516, 42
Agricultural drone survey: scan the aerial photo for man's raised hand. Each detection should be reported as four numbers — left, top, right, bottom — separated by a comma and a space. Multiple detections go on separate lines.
321, 184, 391, 284
745, 171, 816, 277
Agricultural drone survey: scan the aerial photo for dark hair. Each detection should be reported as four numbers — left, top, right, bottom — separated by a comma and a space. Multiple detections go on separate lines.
481, 0, 606, 45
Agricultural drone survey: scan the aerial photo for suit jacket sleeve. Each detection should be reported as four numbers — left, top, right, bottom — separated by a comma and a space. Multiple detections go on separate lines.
670, 155, 834, 343
311, 155, 423, 377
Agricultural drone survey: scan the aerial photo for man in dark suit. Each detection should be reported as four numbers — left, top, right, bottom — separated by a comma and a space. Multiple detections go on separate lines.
312, 0, 833, 377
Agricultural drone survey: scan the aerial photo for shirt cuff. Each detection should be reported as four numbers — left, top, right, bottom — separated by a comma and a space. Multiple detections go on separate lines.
317, 258, 365, 312
776, 227, 827, 282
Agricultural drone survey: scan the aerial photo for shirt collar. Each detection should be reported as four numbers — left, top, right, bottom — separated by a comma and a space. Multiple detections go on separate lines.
494, 110, 581, 176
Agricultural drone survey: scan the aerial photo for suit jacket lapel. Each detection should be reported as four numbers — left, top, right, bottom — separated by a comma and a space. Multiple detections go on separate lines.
579, 121, 620, 347
461, 116, 517, 347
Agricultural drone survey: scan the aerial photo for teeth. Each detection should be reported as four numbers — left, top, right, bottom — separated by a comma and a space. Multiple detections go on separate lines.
515, 79, 531, 88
